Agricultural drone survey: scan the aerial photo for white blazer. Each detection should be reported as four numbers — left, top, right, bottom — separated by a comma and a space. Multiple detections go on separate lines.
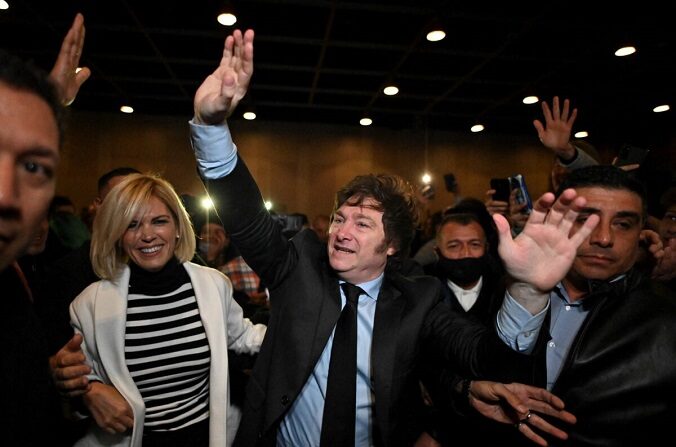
70, 262, 266, 447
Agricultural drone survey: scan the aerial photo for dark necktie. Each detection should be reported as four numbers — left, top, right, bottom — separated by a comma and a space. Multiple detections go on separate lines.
320, 282, 364, 447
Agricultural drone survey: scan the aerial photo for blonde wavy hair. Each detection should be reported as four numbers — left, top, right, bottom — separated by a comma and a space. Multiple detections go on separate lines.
91, 173, 196, 280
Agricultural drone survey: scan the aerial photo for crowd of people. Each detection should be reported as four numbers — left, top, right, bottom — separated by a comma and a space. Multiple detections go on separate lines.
1, 12, 674, 447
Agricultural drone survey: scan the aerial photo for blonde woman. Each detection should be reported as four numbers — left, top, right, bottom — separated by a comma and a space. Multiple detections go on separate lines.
70, 173, 266, 447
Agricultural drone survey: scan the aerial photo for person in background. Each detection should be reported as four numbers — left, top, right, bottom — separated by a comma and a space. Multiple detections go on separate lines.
0, 13, 93, 446
651, 186, 676, 286
70, 173, 266, 447
485, 96, 599, 234
532, 96, 600, 190
43, 167, 141, 354
49, 195, 91, 250
415, 198, 501, 271
198, 221, 268, 315
187, 27, 599, 447
311, 214, 331, 243
425, 213, 502, 321
197, 219, 268, 439
412, 210, 444, 267
417, 210, 509, 446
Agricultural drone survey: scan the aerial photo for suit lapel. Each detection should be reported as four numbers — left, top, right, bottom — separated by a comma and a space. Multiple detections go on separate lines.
308, 270, 343, 367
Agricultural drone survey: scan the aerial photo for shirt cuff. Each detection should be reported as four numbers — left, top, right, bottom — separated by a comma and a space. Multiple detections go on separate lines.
496, 291, 548, 353
189, 119, 238, 179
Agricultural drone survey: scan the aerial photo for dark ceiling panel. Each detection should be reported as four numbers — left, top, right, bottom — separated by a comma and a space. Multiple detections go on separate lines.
0, 0, 672, 148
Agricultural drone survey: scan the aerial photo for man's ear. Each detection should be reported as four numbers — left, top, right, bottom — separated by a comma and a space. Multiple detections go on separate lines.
386, 245, 397, 256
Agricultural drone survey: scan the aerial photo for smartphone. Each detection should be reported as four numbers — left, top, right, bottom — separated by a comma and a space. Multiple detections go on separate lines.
615, 145, 650, 167
509, 174, 533, 213
490, 178, 511, 202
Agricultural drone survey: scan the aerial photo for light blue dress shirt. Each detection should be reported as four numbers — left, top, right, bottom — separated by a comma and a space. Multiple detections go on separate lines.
546, 285, 588, 390
496, 292, 549, 353
277, 275, 382, 446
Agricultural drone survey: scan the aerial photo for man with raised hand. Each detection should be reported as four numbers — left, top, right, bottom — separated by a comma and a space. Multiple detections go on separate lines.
188, 28, 598, 447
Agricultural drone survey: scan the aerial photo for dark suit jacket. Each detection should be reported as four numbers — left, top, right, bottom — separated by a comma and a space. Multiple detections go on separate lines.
1, 266, 69, 446
420, 264, 525, 446
529, 271, 676, 447
205, 157, 531, 446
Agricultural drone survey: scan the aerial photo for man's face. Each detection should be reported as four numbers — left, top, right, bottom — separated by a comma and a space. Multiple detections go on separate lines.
312, 216, 330, 242
437, 221, 486, 260
199, 223, 228, 263
95, 174, 128, 210
0, 82, 59, 271
328, 196, 395, 284
569, 187, 643, 282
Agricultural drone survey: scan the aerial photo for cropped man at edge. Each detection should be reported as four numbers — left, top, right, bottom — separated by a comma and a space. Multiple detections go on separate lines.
181, 27, 602, 447
0, 13, 92, 446
500, 165, 676, 446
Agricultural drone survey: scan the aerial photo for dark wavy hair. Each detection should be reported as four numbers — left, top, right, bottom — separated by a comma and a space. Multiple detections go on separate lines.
0, 50, 64, 146
334, 174, 419, 257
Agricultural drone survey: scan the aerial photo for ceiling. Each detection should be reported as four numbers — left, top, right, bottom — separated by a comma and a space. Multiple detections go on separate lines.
1, 0, 674, 148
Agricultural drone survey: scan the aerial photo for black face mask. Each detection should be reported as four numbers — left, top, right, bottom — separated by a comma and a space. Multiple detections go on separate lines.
437, 255, 487, 287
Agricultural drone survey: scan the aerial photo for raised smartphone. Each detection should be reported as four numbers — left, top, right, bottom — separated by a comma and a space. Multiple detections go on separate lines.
489, 178, 511, 202
509, 174, 533, 213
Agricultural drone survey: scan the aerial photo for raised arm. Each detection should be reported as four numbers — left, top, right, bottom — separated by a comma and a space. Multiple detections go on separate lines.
494, 189, 599, 312
189, 28, 295, 289
194, 29, 254, 125
49, 13, 91, 106
532, 96, 577, 162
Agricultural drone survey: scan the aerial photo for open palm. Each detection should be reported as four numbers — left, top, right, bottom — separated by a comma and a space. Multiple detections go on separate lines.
194, 29, 254, 125
495, 189, 599, 292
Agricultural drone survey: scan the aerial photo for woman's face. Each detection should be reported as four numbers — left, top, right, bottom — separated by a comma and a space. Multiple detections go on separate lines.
121, 195, 178, 272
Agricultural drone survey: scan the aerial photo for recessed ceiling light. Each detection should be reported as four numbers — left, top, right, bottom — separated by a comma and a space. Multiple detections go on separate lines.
120, 105, 134, 114
217, 13, 237, 26
421, 173, 432, 184
200, 196, 214, 210
522, 95, 539, 105
574, 131, 589, 138
426, 30, 446, 42
359, 118, 372, 126
383, 86, 399, 96
470, 124, 484, 133
243, 111, 256, 120
653, 104, 670, 113
0, 1, 10, 10
614, 46, 636, 57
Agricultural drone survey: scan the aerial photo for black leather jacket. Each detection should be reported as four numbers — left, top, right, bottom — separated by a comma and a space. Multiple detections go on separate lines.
536, 270, 676, 446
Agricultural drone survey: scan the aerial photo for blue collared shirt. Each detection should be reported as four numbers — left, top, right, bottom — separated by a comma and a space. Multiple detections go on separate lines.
496, 293, 549, 353
546, 284, 588, 390
277, 275, 383, 446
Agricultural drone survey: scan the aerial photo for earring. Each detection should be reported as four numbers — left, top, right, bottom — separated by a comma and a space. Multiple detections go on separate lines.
176, 234, 180, 239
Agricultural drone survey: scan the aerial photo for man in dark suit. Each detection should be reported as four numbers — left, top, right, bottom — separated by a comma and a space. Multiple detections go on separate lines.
188, 29, 597, 447
419, 212, 510, 446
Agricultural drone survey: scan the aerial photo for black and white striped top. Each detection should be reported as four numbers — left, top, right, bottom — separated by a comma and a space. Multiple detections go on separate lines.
126, 259, 211, 432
